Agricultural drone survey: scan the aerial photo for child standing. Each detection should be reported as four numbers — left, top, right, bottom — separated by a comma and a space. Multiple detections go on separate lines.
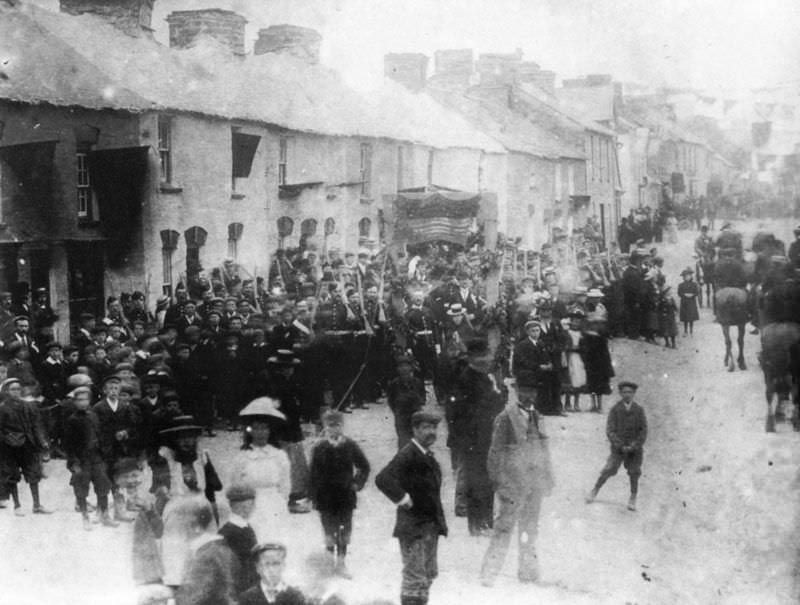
308, 410, 370, 578
658, 286, 679, 349
63, 385, 117, 529
218, 484, 259, 595
677, 268, 700, 336
581, 318, 615, 413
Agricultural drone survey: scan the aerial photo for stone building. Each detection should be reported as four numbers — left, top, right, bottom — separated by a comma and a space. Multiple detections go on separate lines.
0, 0, 504, 336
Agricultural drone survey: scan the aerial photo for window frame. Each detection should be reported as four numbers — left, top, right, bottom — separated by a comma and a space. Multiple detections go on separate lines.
75, 150, 97, 221
360, 142, 373, 198
157, 115, 173, 185
278, 136, 290, 186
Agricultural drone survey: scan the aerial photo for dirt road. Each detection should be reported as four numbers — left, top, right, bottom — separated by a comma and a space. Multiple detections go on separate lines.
3, 220, 799, 605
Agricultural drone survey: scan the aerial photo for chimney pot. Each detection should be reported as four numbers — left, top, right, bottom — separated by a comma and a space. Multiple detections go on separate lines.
166, 9, 248, 55
59, 0, 154, 36
254, 25, 322, 64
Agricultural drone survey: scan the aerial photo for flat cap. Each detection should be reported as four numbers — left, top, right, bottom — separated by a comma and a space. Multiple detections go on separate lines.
411, 410, 442, 427
225, 484, 256, 503
617, 381, 639, 391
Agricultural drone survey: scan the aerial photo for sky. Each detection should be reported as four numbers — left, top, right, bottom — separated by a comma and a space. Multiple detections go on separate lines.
27, 0, 800, 94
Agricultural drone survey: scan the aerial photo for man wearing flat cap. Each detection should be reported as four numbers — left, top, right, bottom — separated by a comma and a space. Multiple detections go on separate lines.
376, 411, 447, 605
219, 483, 259, 594
586, 381, 648, 511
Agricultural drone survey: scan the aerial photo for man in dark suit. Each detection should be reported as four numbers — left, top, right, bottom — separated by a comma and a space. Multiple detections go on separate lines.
585, 381, 648, 511
450, 274, 485, 324
376, 411, 447, 605
513, 320, 560, 416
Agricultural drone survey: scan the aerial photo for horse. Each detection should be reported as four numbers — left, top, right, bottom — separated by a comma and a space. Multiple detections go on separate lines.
759, 322, 800, 432
714, 286, 749, 371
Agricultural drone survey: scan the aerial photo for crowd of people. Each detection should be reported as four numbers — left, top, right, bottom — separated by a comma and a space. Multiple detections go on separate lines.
0, 211, 766, 605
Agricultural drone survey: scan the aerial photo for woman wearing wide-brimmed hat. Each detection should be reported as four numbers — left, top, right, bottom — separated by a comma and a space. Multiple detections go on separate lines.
154, 414, 222, 588
229, 397, 291, 544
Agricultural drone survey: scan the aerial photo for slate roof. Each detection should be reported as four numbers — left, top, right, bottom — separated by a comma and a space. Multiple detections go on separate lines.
426, 87, 585, 159
0, 3, 503, 152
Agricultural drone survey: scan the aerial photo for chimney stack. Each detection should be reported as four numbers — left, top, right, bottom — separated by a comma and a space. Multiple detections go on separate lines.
430, 49, 473, 89
254, 25, 322, 64
384, 53, 428, 92
59, 0, 154, 36
476, 50, 523, 86
166, 9, 247, 55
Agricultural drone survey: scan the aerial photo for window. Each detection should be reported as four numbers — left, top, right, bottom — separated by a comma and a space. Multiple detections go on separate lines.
231, 129, 260, 192
278, 136, 290, 186
427, 149, 434, 186
358, 217, 372, 238
360, 142, 372, 197
157, 116, 172, 184
324, 217, 336, 237
554, 163, 562, 197
397, 145, 404, 192
567, 163, 575, 196
160, 229, 180, 296
228, 223, 243, 261
300, 218, 317, 237
277, 216, 294, 246
590, 136, 597, 182
76, 152, 94, 219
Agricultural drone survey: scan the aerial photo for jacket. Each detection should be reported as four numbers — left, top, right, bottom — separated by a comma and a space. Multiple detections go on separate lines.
606, 400, 647, 450
486, 403, 554, 499
309, 437, 370, 512
512, 337, 551, 388
375, 441, 447, 539
239, 585, 307, 605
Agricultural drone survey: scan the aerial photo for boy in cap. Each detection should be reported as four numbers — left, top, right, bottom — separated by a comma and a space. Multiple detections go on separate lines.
586, 381, 647, 511
387, 357, 426, 449
219, 484, 259, 594
93, 373, 139, 521
0, 377, 51, 515
239, 543, 307, 605
309, 409, 370, 577
376, 410, 447, 605
63, 385, 117, 529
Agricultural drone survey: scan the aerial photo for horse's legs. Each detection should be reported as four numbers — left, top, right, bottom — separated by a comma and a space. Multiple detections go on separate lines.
766, 379, 776, 432
737, 324, 747, 370
722, 325, 734, 371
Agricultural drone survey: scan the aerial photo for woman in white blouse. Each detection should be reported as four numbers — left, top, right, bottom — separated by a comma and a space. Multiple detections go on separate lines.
229, 398, 291, 543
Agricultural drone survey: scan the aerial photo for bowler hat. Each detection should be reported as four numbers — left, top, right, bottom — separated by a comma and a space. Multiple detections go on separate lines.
411, 410, 442, 427
618, 381, 638, 391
